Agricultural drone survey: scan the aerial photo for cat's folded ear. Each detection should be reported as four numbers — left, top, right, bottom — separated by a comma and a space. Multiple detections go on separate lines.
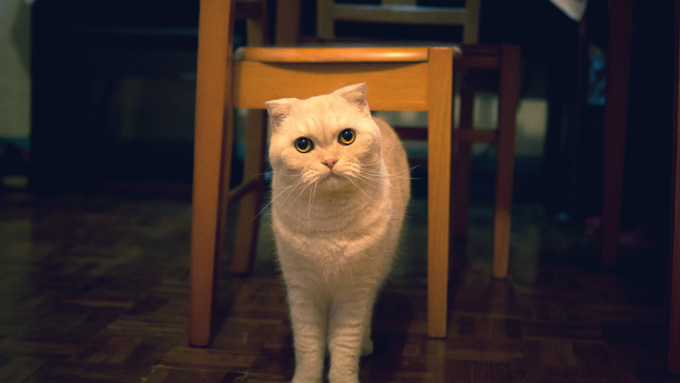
266, 98, 298, 130
333, 83, 370, 115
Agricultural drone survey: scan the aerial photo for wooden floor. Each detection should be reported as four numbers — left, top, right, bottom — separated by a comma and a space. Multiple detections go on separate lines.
0, 182, 678, 383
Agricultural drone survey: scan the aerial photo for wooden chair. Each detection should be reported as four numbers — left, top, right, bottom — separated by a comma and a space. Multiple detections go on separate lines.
309, 0, 521, 279
316, 0, 481, 44
453, 45, 521, 279
189, 0, 459, 346
393, 44, 521, 279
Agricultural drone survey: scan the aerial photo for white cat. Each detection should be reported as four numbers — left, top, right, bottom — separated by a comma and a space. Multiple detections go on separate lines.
266, 83, 410, 383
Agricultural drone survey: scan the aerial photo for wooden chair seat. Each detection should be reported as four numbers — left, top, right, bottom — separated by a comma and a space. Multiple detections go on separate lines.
236, 46, 431, 62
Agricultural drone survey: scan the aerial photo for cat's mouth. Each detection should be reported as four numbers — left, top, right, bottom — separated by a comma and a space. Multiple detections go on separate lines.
321, 170, 341, 179
319, 169, 346, 185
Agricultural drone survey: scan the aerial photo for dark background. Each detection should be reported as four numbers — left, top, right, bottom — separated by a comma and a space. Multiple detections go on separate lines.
24, 0, 676, 248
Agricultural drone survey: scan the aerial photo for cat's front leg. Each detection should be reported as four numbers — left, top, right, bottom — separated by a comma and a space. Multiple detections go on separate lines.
327, 287, 377, 383
361, 326, 374, 357
287, 284, 328, 383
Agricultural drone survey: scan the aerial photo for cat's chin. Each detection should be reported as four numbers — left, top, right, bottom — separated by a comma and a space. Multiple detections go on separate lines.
318, 172, 348, 188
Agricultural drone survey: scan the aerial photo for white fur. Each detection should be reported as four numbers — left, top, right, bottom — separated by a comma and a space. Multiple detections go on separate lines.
267, 84, 410, 383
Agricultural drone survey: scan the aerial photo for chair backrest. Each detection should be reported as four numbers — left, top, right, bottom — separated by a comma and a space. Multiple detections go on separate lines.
194, 0, 457, 168
232, 46, 444, 111
194, 0, 458, 169
316, 0, 481, 44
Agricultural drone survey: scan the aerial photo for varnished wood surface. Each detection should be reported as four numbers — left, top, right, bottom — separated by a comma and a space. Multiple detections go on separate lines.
426, 47, 454, 339
491, 45, 521, 279
236, 47, 430, 63
190, 0, 236, 347
232, 60, 432, 111
1, 183, 678, 382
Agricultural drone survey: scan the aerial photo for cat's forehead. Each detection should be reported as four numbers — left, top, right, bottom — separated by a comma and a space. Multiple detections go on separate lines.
294, 94, 350, 113
284, 115, 348, 142
286, 96, 365, 130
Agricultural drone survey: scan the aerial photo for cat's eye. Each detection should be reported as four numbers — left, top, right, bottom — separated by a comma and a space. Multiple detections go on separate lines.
295, 137, 313, 153
338, 129, 356, 145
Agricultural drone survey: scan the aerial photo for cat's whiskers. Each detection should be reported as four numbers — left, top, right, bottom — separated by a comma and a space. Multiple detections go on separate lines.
354, 173, 387, 190
307, 182, 318, 234
347, 176, 377, 202
358, 155, 385, 168
359, 140, 397, 168
361, 166, 417, 180
301, 169, 321, 185
254, 174, 307, 220
381, 140, 398, 162
279, 171, 306, 178
294, 175, 321, 234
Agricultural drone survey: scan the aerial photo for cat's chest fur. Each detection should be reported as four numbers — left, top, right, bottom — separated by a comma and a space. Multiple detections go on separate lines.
271, 182, 393, 271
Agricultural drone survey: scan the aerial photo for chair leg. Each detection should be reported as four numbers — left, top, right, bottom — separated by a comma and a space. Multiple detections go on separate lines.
190, 111, 234, 347
189, 115, 234, 347
602, 0, 633, 266
492, 45, 520, 279
451, 84, 475, 239
427, 47, 454, 338
189, 127, 233, 347
231, 110, 268, 274
189, 0, 236, 348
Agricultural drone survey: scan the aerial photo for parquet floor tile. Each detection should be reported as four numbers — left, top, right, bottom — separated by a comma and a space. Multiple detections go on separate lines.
1, 184, 679, 382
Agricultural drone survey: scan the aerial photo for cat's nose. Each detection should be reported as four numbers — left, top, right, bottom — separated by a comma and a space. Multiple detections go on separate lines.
321, 158, 338, 170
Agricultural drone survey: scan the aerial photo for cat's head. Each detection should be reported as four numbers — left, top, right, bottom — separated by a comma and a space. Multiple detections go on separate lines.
266, 83, 383, 191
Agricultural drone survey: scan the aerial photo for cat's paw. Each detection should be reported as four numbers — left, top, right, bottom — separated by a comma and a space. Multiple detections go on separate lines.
291, 374, 322, 383
328, 377, 360, 383
361, 338, 374, 356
